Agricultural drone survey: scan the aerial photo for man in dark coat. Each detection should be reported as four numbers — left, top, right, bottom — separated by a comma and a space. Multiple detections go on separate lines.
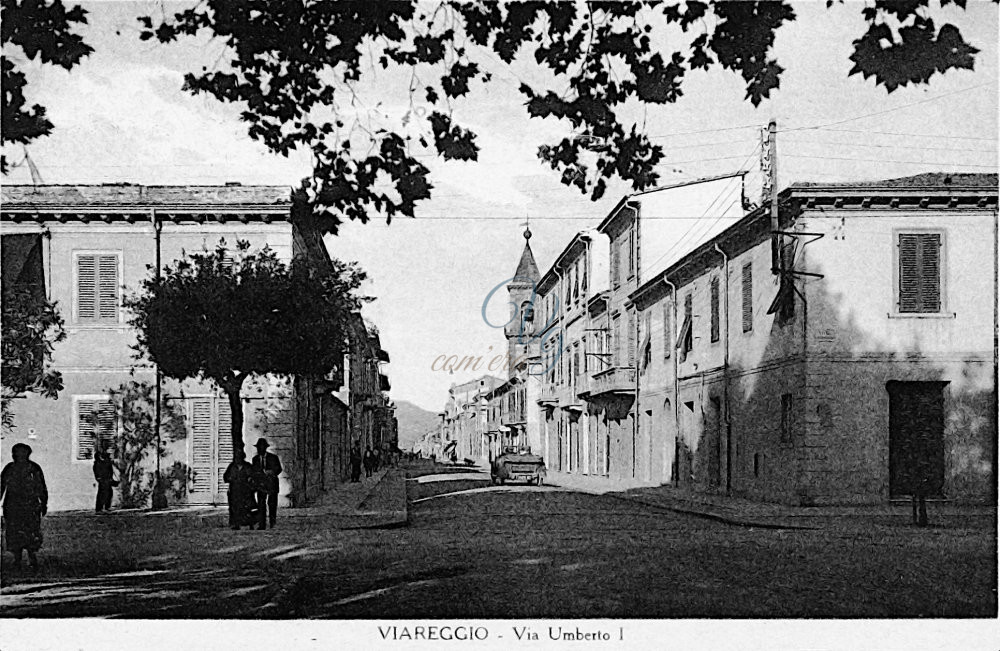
251, 438, 282, 530
1, 443, 48, 570
349, 445, 363, 482
93, 449, 115, 512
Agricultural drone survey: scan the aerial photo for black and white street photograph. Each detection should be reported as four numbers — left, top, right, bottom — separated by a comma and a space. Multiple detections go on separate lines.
0, 1, 997, 649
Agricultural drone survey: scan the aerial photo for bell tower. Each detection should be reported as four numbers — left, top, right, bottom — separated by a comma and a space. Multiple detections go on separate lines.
505, 225, 540, 376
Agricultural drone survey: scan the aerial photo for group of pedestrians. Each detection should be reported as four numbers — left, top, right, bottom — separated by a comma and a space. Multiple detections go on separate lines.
222, 438, 283, 531
348, 443, 400, 482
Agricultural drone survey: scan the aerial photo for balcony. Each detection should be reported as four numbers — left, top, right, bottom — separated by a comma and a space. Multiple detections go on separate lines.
580, 366, 635, 398
538, 383, 559, 407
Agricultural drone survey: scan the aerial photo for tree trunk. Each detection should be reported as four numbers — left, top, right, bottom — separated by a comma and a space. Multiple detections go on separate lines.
224, 377, 246, 462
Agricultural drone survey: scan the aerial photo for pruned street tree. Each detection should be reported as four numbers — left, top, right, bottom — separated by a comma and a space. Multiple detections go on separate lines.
1, 286, 66, 433
125, 240, 369, 459
136, 0, 993, 232
1, 0, 94, 173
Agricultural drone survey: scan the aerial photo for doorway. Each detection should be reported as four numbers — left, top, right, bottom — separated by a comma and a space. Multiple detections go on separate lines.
888, 381, 946, 497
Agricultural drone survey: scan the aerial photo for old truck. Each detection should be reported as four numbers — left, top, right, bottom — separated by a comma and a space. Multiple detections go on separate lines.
491, 447, 546, 486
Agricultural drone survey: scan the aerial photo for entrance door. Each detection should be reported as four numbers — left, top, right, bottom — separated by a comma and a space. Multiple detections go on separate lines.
888, 382, 946, 497
188, 397, 235, 504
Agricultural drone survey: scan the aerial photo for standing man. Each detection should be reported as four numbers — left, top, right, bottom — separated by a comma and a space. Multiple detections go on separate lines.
93, 449, 115, 513
251, 438, 282, 530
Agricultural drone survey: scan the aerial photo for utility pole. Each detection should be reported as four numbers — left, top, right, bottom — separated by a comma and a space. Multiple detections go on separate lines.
768, 119, 781, 275
151, 209, 168, 510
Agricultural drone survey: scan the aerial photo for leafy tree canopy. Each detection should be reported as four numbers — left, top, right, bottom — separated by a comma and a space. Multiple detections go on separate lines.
139, 0, 990, 233
125, 240, 369, 455
1, 0, 93, 173
1, 286, 66, 432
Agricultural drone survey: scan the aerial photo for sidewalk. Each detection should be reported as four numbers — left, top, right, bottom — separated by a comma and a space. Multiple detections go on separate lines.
44, 467, 408, 530
545, 471, 996, 529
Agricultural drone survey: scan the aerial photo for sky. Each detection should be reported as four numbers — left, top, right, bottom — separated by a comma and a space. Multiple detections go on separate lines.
4, 1, 997, 412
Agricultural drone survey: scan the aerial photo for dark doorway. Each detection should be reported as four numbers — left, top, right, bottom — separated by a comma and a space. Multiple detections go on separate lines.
888, 381, 946, 498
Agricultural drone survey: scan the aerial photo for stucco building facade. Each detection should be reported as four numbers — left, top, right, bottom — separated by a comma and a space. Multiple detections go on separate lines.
1, 184, 394, 511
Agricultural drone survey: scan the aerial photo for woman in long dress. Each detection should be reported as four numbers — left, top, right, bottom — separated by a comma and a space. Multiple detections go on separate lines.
222, 449, 253, 530
1, 443, 49, 570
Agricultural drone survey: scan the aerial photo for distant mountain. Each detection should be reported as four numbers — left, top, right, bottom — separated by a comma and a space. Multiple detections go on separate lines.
394, 400, 440, 449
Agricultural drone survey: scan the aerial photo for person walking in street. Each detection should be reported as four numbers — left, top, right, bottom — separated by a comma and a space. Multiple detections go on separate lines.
251, 438, 282, 530
93, 449, 115, 513
349, 445, 363, 483
1, 443, 48, 571
363, 446, 374, 478
223, 449, 254, 530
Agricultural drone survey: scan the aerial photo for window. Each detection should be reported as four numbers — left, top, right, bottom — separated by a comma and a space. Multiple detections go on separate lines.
710, 276, 720, 343
897, 232, 942, 313
582, 256, 588, 294
662, 300, 672, 359
741, 262, 753, 333
76, 253, 120, 323
677, 293, 693, 360
627, 309, 636, 367
628, 228, 636, 278
612, 315, 621, 366
612, 243, 621, 287
75, 397, 116, 460
573, 262, 580, 302
780, 393, 793, 443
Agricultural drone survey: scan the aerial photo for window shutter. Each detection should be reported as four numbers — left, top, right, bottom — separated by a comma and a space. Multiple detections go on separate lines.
627, 310, 636, 367
216, 400, 234, 494
189, 399, 213, 493
77, 255, 97, 320
710, 277, 720, 343
663, 300, 671, 359
97, 255, 118, 321
899, 233, 941, 313
742, 262, 753, 332
76, 400, 97, 460
612, 244, 620, 286
97, 400, 116, 454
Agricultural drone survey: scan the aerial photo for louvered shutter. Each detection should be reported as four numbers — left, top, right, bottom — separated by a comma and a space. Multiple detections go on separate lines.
76, 400, 97, 460
189, 399, 213, 493
663, 300, 671, 359
710, 277, 720, 342
97, 400, 116, 454
216, 401, 233, 494
742, 262, 753, 333
898, 233, 941, 313
77, 255, 97, 320
627, 310, 636, 366
97, 255, 118, 321
612, 243, 621, 286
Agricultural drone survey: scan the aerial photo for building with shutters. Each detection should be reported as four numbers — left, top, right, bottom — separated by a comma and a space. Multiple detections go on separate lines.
628, 172, 997, 504
461, 171, 996, 506
0, 184, 382, 511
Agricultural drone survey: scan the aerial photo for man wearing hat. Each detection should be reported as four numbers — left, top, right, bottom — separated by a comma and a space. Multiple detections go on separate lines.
251, 438, 282, 530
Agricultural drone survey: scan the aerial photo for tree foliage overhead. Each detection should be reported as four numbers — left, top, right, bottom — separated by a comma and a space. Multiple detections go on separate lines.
1, 0, 93, 173
139, 0, 990, 233
1, 286, 66, 432
125, 240, 369, 457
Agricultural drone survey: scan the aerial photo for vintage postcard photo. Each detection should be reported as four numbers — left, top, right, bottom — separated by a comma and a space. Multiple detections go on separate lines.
0, 1, 997, 649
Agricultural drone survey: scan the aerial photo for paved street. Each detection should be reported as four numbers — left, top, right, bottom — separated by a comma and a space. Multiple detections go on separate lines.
0, 462, 995, 619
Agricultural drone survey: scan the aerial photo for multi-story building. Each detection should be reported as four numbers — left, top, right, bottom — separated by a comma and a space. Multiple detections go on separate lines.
628, 172, 997, 504
473, 171, 996, 506
535, 230, 609, 477
0, 184, 393, 510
